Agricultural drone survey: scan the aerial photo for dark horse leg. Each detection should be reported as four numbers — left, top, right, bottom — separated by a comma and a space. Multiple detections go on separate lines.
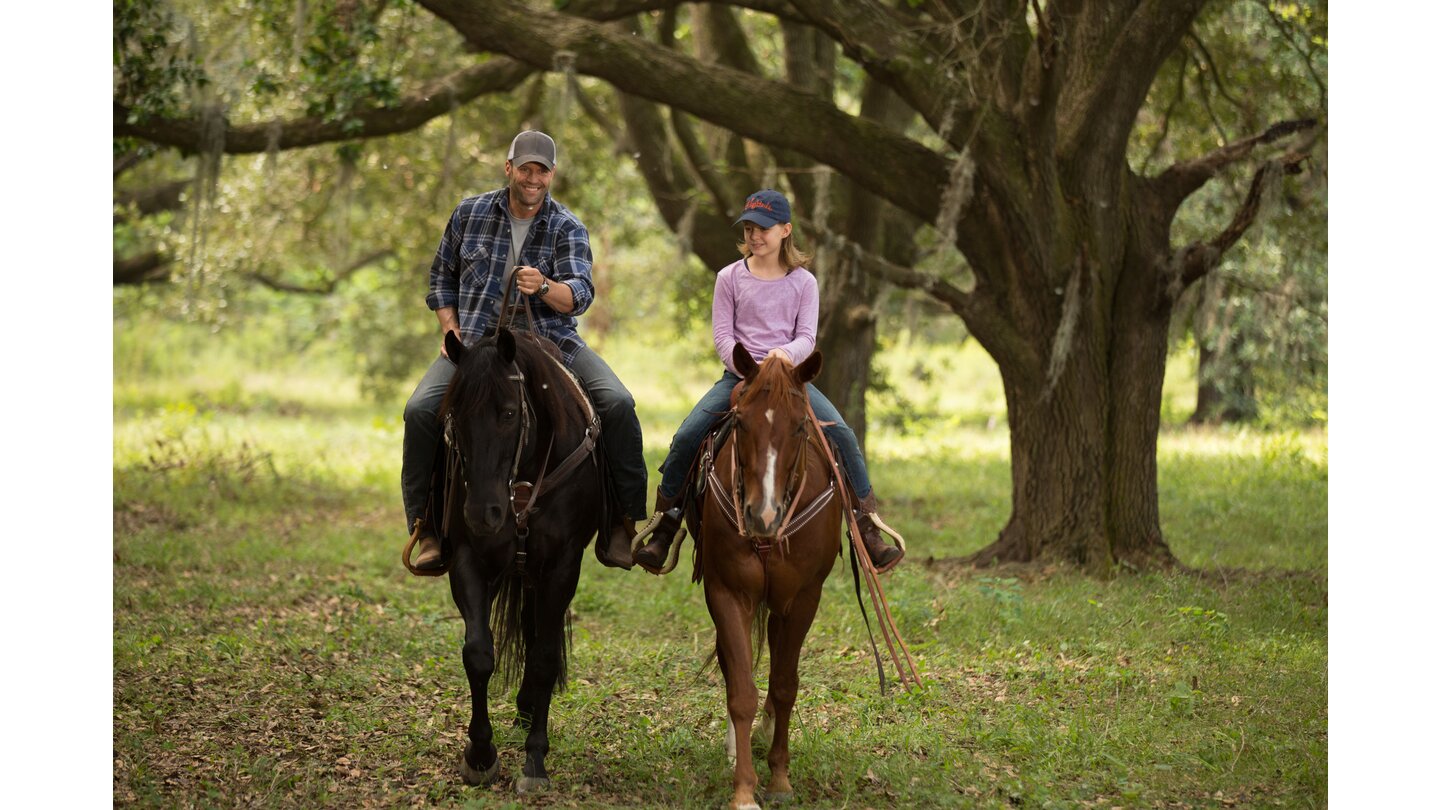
513, 555, 583, 794
763, 581, 825, 803
448, 543, 502, 785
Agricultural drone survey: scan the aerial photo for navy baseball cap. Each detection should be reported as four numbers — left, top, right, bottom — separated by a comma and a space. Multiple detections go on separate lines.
733, 189, 791, 228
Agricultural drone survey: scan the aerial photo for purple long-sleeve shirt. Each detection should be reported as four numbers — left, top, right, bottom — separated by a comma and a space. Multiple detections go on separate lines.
712, 259, 819, 376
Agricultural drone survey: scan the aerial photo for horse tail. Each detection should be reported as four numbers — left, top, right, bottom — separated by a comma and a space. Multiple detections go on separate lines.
490, 569, 526, 690
489, 569, 574, 693
751, 603, 770, 673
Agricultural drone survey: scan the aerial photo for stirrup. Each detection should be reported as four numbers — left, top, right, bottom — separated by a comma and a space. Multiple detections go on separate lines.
865, 512, 907, 553
402, 518, 449, 577
632, 512, 687, 575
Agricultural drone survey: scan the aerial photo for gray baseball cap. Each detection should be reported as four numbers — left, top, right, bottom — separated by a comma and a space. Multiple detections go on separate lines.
507, 130, 557, 170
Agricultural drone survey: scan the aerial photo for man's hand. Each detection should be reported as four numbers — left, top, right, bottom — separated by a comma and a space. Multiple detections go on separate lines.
516, 265, 545, 295
516, 266, 575, 313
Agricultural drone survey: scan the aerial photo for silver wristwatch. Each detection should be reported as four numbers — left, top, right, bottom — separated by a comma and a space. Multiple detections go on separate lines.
536, 279, 550, 298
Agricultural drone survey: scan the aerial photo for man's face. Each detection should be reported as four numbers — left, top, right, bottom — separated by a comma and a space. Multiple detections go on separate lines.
505, 160, 553, 209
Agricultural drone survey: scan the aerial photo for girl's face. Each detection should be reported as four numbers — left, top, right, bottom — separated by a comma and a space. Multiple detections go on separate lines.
742, 221, 792, 261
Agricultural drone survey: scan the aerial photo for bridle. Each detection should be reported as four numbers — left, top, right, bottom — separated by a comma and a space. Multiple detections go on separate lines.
444, 346, 599, 577
726, 383, 833, 555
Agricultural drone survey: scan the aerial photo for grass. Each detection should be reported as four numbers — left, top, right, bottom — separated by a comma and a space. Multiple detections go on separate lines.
114, 321, 1327, 808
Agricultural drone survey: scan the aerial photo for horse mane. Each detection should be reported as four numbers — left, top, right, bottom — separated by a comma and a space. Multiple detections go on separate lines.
439, 331, 588, 440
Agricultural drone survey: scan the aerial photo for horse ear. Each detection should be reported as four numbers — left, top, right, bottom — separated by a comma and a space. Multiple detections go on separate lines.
733, 344, 759, 379
497, 327, 517, 364
796, 351, 822, 384
445, 331, 466, 363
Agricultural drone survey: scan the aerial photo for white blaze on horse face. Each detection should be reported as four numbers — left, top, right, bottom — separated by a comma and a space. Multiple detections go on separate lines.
765, 408, 774, 425
760, 444, 780, 526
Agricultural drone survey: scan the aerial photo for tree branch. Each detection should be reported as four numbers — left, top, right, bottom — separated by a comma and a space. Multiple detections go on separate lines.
1189, 39, 1231, 145
785, 0, 962, 141
561, 0, 807, 25
417, 0, 950, 220
616, 90, 738, 269
1168, 153, 1306, 293
798, 212, 1042, 378
114, 251, 172, 285
1153, 117, 1317, 213
1185, 30, 1246, 116
568, 77, 627, 148
1060, 0, 1205, 179
115, 59, 533, 154
246, 249, 395, 294
114, 178, 191, 222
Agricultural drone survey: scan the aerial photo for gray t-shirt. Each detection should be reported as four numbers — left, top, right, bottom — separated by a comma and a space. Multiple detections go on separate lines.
502, 212, 535, 296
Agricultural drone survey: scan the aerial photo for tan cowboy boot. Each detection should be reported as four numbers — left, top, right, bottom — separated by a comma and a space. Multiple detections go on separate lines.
854, 492, 904, 573
633, 488, 683, 574
409, 517, 444, 572
598, 517, 635, 570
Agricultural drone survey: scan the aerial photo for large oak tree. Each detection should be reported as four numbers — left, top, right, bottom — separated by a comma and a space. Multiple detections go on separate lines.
116, 0, 1323, 572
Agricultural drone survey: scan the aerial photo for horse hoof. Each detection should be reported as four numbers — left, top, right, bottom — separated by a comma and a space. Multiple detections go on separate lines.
515, 775, 551, 794
764, 790, 794, 805
458, 748, 500, 786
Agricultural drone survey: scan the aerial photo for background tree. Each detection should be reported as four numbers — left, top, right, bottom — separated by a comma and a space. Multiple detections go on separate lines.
1131, 1, 1328, 425
114, 0, 1326, 572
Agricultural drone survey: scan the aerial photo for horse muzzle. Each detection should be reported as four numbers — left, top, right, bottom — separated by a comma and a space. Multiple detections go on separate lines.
742, 499, 788, 539
465, 499, 508, 536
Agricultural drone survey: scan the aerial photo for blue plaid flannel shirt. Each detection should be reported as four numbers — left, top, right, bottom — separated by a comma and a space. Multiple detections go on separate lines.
426, 189, 596, 364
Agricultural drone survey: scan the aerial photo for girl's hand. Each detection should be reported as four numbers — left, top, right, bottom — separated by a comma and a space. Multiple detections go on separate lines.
765, 348, 791, 364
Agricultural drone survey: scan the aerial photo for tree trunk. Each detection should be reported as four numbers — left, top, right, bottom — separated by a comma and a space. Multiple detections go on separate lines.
1189, 274, 1258, 424
966, 193, 1180, 571
1192, 341, 1257, 424
814, 244, 878, 450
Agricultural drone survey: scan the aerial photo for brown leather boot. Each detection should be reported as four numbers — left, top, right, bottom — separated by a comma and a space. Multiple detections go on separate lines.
598, 516, 636, 570
409, 517, 445, 572
854, 492, 904, 573
633, 489, 684, 574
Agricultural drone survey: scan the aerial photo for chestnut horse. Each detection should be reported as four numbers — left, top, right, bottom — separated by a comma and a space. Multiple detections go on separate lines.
697, 346, 843, 810
437, 327, 604, 794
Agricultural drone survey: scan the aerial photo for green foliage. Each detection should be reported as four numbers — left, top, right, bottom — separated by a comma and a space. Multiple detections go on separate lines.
114, 0, 209, 122
252, 0, 402, 124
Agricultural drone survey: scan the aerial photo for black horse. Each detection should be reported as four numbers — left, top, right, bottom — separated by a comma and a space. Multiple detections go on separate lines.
437, 326, 606, 793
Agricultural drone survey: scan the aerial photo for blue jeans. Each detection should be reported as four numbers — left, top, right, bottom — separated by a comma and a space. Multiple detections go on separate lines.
402, 345, 649, 529
657, 371, 872, 501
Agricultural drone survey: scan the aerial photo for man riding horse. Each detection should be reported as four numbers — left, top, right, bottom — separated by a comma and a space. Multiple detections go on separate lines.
401, 129, 647, 573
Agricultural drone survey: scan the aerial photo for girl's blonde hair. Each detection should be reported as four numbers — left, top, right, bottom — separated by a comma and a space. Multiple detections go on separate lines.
736, 227, 812, 271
